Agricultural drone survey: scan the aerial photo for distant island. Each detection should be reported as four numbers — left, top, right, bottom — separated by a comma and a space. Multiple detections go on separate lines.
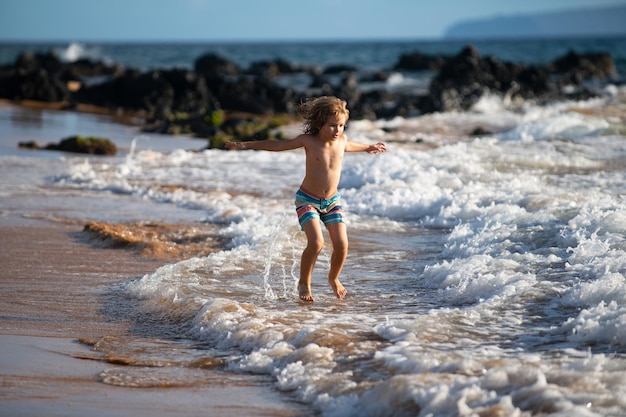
444, 4, 626, 39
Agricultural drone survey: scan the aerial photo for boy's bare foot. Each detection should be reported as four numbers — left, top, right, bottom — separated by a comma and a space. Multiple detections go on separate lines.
329, 279, 347, 299
298, 284, 314, 302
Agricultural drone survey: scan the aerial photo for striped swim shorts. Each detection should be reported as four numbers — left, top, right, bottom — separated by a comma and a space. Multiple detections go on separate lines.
295, 187, 344, 229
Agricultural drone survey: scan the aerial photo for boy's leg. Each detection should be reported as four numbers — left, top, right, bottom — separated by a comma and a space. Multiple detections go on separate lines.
326, 222, 348, 299
299, 220, 324, 302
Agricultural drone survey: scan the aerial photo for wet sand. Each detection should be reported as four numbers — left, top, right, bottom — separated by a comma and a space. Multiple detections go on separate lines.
0, 222, 311, 417
0, 110, 312, 417
0, 100, 312, 416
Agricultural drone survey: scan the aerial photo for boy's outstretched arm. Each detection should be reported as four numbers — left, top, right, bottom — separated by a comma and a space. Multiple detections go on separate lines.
345, 141, 386, 154
225, 136, 306, 152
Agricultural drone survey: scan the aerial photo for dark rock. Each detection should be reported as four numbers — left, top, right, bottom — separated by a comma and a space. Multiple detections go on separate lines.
516, 66, 558, 100
214, 75, 294, 115
188, 117, 218, 137
359, 70, 391, 83
247, 61, 281, 77
75, 69, 174, 116
323, 64, 357, 74
428, 45, 556, 111
276, 59, 308, 74
21, 136, 117, 155
18, 141, 39, 149
62, 58, 124, 82
0, 68, 70, 102
159, 68, 218, 114
194, 53, 240, 77
0, 51, 70, 102
428, 46, 490, 111
551, 50, 617, 81
15, 51, 64, 76
309, 74, 334, 90
393, 51, 450, 72
333, 74, 361, 113
470, 127, 492, 136
45, 136, 117, 155
246, 58, 303, 76
76, 67, 220, 120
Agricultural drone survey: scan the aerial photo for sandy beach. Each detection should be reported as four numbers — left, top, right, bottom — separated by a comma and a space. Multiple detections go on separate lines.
0, 220, 312, 417
0, 101, 312, 417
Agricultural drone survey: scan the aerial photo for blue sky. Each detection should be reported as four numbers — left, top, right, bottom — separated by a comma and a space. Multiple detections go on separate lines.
1, 0, 625, 42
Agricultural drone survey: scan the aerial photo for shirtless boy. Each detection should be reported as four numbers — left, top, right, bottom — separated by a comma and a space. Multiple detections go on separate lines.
226, 96, 386, 302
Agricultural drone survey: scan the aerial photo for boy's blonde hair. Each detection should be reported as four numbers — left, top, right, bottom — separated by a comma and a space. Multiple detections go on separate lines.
300, 96, 349, 135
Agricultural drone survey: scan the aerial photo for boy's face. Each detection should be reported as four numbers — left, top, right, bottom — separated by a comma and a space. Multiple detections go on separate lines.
320, 114, 347, 141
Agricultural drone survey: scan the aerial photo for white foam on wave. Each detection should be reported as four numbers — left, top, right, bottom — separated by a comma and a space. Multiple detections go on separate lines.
54, 42, 103, 63
340, 114, 626, 354
553, 199, 626, 347
499, 108, 610, 142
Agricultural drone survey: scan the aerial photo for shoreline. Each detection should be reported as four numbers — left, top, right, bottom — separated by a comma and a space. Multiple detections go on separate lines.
0, 101, 313, 415
1, 334, 308, 417
0, 221, 311, 417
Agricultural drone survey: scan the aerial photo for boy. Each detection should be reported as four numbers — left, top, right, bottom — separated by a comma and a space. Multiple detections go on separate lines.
226, 96, 386, 302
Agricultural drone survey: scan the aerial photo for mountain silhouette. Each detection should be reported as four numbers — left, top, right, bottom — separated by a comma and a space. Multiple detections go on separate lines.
444, 4, 626, 39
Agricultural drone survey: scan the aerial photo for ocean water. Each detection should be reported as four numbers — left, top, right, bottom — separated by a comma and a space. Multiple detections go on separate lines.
2, 37, 626, 70
2, 39, 626, 416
